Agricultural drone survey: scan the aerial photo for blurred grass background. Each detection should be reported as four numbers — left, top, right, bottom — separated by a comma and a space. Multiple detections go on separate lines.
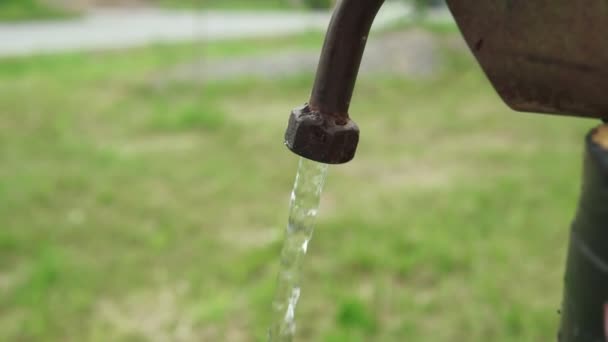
0, 0, 75, 21
0, 0, 289, 21
0, 0, 335, 19
161, 0, 293, 10
161, 0, 334, 10
0, 1, 591, 341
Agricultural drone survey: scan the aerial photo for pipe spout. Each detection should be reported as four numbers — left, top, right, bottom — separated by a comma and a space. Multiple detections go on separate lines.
284, 0, 386, 164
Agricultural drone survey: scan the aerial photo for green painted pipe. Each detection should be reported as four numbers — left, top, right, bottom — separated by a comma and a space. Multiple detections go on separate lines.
559, 125, 608, 341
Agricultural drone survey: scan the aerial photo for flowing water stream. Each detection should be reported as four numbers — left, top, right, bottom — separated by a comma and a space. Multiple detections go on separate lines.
268, 157, 329, 341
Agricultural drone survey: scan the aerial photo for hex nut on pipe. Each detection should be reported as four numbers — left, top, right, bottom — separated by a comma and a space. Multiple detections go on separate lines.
285, 105, 359, 164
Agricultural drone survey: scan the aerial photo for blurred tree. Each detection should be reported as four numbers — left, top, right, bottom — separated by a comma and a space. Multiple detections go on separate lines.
407, 0, 444, 19
288, 0, 336, 9
412, 0, 429, 18
301, 0, 334, 9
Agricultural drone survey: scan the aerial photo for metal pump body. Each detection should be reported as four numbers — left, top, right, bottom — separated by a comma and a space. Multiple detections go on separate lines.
447, 0, 608, 119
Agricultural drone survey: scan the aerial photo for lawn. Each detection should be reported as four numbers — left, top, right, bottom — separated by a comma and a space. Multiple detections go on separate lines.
0, 27, 593, 341
161, 0, 294, 10
0, 0, 75, 22
0, 0, 301, 22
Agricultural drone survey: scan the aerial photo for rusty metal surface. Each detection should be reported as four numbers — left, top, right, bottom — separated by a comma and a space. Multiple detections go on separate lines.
284, 0, 385, 164
285, 105, 359, 164
309, 0, 385, 117
446, 0, 608, 119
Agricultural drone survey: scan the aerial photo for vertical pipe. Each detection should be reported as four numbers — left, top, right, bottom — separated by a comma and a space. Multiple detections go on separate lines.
559, 125, 608, 341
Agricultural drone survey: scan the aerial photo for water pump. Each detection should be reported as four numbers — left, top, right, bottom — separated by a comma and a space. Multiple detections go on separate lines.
284, 1, 608, 340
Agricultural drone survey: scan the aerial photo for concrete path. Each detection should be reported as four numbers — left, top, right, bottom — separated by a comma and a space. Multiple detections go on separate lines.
0, 3, 412, 57
163, 30, 447, 84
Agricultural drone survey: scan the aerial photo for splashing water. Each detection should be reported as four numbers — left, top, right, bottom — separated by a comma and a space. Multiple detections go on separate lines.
268, 157, 329, 341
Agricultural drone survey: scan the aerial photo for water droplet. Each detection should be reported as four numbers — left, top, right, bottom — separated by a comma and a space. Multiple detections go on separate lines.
301, 239, 309, 253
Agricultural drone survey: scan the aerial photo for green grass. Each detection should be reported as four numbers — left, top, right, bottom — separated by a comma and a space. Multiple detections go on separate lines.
160, 0, 294, 10
0, 0, 75, 22
160, 0, 334, 10
0, 28, 592, 341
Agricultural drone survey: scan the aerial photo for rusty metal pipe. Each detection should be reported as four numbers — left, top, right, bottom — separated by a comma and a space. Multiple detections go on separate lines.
285, 0, 386, 164
309, 0, 385, 118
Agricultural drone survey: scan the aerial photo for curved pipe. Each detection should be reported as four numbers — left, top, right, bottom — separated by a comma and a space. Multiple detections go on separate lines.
309, 0, 386, 119
284, 0, 386, 164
